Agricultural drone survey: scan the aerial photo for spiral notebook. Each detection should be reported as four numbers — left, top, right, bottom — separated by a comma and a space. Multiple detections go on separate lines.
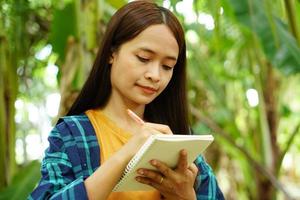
112, 134, 214, 192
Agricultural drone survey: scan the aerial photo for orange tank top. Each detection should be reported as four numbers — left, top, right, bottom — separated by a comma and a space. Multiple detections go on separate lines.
86, 109, 161, 200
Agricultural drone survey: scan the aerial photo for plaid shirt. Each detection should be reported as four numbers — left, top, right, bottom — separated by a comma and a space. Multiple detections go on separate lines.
28, 115, 224, 200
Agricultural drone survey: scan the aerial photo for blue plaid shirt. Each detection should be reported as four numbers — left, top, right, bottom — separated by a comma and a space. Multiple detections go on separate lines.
28, 115, 224, 199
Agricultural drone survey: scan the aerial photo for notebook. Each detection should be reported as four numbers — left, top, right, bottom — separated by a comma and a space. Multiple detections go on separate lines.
112, 134, 214, 192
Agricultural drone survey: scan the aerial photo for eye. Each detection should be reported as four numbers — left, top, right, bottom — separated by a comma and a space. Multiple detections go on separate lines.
136, 55, 150, 63
162, 65, 173, 71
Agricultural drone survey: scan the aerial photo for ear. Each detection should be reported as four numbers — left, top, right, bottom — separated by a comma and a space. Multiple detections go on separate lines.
109, 51, 116, 64
109, 55, 113, 64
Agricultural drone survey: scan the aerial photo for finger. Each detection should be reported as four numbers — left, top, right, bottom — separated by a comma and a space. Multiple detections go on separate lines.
188, 163, 199, 175
135, 176, 162, 190
144, 123, 173, 135
150, 159, 176, 178
127, 109, 145, 125
140, 126, 163, 136
177, 149, 188, 171
137, 169, 164, 185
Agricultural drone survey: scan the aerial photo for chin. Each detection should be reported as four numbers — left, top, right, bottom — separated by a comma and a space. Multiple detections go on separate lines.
136, 100, 154, 105
132, 96, 156, 105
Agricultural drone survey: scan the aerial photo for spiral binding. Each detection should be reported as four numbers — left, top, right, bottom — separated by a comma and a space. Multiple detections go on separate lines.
113, 135, 155, 191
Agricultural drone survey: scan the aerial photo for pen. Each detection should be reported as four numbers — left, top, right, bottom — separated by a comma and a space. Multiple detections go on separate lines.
127, 109, 145, 125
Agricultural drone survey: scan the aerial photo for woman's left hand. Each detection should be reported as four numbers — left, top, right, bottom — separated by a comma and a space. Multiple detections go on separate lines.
136, 149, 198, 200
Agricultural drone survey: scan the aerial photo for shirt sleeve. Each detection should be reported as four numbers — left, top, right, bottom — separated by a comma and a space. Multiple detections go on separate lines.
194, 156, 225, 200
28, 123, 89, 200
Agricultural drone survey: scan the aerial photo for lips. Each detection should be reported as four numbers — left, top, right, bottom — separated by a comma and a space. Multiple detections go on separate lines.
136, 84, 158, 94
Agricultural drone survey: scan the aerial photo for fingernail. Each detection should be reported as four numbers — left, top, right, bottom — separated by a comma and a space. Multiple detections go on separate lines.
136, 177, 141, 181
151, 160, 157, 166
138, 169, 144, 175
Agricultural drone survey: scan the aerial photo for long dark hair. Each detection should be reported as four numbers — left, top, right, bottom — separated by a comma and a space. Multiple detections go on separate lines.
67, 1, 189, 135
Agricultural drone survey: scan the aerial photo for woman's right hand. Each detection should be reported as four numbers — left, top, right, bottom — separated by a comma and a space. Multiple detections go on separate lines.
85, 121, 172, 200
121, 122, 173, 160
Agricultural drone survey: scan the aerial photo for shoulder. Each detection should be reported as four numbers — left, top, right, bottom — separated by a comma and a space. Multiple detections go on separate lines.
54, 114, 95, 137
48, 114, 100, 174
53, 113, 98, 143
57, 114, 90, 130
48, 114, 97, 152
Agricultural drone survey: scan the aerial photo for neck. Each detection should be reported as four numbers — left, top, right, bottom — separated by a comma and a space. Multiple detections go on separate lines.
101, 93, 145, 128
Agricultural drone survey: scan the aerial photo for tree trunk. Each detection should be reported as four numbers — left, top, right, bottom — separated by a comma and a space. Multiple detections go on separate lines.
256, 174, 275, 200
256, 62, 281, 200
57, 0, 105, 117
57, 37, 81, 117
0, 0, 30, 189
0, 32, 17, 189
0, 28, 7, 189
263, 64, 280, 169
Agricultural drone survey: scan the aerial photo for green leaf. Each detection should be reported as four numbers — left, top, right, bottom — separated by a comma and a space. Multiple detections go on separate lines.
0, 160, 41, 200
49, 1, 77, 61
193, 122, 212, 135
280, 104, 291, 118
106, 0, 126, 9
226, 0, 300, 75
274, 19, 300, 74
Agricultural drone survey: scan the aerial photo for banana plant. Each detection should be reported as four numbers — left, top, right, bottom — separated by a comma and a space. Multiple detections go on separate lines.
186, 0, 300, 199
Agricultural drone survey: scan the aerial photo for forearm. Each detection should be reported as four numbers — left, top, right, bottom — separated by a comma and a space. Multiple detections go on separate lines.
84, 149, 130, 200
160, 187, 196, 200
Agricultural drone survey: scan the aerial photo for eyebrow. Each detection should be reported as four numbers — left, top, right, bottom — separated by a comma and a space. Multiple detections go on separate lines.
138, 47, 177, 61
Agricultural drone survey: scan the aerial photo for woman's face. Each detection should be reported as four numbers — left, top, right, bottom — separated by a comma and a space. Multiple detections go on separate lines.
109, 24, 179, 106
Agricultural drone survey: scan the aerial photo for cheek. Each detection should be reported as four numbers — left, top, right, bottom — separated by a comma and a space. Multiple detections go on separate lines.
111, 58, 134, 80
160, 72, 173, 90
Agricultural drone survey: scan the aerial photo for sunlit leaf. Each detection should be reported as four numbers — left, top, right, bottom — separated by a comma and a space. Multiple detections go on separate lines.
0, 161, 41, 200
226, 0, 300, 75
49, 1, 77, 61
106, 0, 126, 9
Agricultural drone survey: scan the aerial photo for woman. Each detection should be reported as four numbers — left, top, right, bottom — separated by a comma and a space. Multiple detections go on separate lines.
29, 1, 224, 199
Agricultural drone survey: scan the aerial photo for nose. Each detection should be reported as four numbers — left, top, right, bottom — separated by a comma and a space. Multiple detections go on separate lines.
144, 63, 160, 82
